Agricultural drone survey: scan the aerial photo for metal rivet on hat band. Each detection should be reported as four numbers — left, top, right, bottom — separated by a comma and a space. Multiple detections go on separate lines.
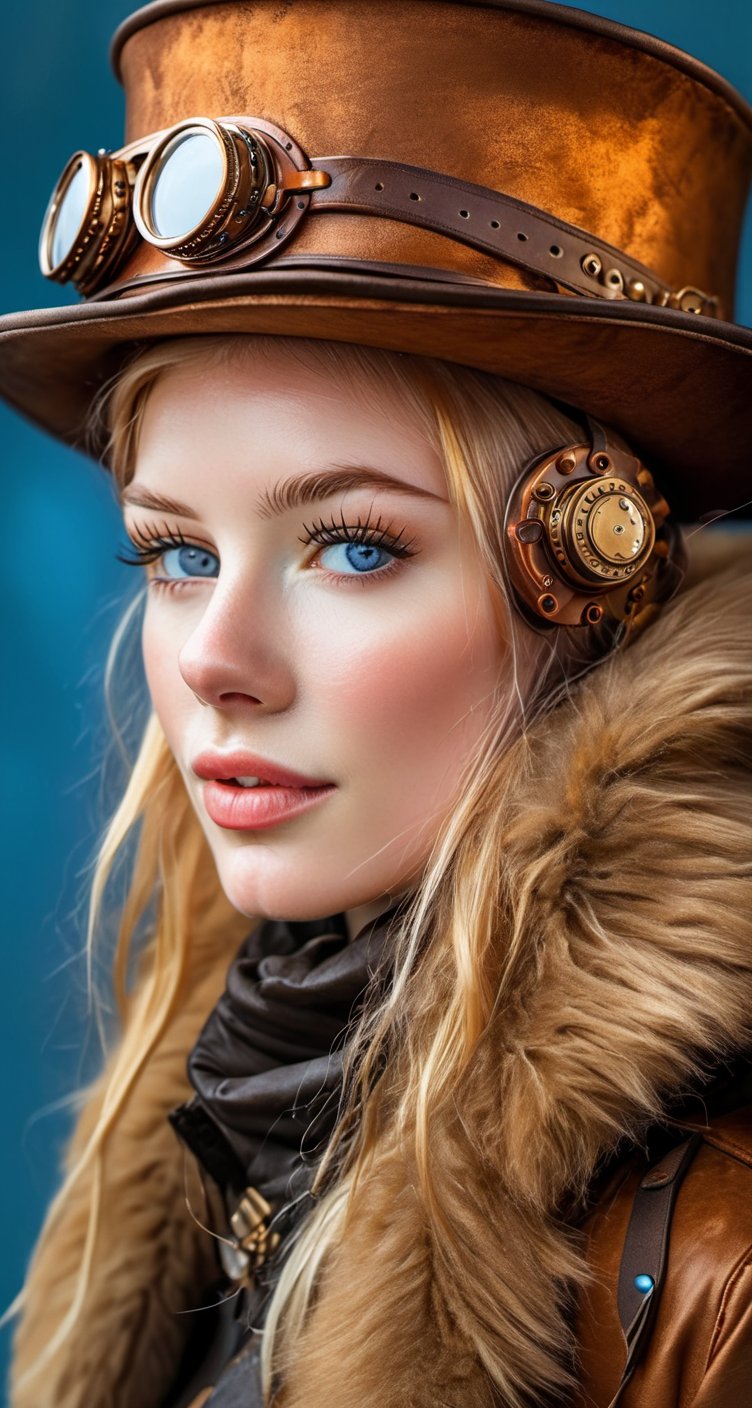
38, 113, 723, 317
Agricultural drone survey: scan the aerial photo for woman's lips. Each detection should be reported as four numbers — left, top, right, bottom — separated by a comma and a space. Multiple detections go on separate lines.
202, 779, 337, 831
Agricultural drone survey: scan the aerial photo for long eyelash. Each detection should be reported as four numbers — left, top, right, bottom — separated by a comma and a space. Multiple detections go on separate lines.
298, 507, 418, 557
115, 520, 191, 566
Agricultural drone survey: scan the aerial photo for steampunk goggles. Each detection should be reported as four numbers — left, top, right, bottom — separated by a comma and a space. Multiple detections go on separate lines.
39, 113, 722, 315
40, 114, 688, 637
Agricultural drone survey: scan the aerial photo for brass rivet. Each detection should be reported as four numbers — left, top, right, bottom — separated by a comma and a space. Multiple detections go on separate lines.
534, 482, 556, 501
539, 593, 558, 615
591, 454, 610, 474
584, 602, 603, 625
515, 519, 544, 544
627, 278, 647, 302
542, 575, 555, 589
557, 452, 577, 474
605, 268, 624, 293
581, 252, 602, 278
679, 289, 704, 314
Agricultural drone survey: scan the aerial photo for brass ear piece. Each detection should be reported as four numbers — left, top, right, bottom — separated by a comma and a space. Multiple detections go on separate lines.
504, 419, 686, 635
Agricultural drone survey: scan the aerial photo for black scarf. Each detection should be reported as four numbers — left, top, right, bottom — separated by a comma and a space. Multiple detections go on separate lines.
165, 903, 401, 1407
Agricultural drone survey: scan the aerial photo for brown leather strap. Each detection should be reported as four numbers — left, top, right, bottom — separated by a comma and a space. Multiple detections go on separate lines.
607, 1133, 704, 1408
309, 156, 721, 315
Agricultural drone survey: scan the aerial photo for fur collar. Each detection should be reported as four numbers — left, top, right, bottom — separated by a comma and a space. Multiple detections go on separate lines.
11, 533, 752, 1408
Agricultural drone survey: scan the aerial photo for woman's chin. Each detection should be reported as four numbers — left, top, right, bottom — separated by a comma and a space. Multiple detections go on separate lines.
212, 848, 353, 924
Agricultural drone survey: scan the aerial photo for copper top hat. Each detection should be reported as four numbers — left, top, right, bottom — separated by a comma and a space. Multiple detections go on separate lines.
2, 0, 752, 519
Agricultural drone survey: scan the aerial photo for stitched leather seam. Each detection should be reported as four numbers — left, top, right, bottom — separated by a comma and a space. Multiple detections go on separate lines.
703, 1134, 752, 1168
703, 1249, 752, 1369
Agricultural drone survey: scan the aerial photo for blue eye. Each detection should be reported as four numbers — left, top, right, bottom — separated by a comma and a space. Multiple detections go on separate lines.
159, 544, 219, 579
116, 530, 219, 583
318, 541, 395, 574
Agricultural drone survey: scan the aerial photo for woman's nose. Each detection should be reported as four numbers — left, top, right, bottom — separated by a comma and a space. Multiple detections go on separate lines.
177, 569, 297, 712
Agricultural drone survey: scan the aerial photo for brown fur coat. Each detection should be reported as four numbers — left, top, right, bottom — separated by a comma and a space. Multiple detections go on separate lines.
9, 531, 752, 1408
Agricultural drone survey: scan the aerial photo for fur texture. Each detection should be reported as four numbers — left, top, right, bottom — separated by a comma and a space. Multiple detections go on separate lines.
10, 533, 752, 1408
9, 924, 243, 1408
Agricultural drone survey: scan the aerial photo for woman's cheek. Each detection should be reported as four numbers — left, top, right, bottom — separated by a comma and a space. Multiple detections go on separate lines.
304, 580, 500, 751
141, 605, 190, 741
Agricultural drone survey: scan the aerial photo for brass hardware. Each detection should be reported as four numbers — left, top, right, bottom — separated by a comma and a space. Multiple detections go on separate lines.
503, 435, 681, 631
39, 149, 140, 295
583, 602, 604, 625
218, 1184, 280, 1284
229, 1185, 280, 1270
581, 252, 602, 278
515, 519, 544, 543
41, 114, 323, 290
552, 478, 655, 586
133, 119, 275, 262
652, 285, 721, 318
626, 278, 647, 302
557, 451, 577, 474
604, 267, 624, 294
589, 452, 611, 474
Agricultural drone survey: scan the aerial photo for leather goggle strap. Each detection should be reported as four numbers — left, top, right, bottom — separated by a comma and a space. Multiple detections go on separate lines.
307, 156, 721, 316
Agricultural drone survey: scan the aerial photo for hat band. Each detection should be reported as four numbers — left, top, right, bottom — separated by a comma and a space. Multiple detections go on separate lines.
39, 113, 722, 318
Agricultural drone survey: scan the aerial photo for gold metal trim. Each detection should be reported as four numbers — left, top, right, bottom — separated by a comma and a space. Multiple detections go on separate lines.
504, 437, 680, 631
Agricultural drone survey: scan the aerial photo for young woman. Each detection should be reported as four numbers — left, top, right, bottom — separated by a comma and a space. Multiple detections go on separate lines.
2, 3, 752, 1407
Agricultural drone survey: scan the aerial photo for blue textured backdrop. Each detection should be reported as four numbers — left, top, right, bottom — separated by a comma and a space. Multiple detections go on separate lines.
2, 1, 752, 1397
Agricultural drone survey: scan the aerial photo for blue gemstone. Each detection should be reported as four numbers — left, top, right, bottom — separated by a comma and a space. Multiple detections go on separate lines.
634, 1274, 655, 1294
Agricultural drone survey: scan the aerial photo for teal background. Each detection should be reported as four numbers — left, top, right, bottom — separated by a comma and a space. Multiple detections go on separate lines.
1, 0, 751, 1397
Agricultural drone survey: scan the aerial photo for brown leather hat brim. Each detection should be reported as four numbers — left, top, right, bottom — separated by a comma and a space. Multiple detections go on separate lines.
2, 265, 751, 521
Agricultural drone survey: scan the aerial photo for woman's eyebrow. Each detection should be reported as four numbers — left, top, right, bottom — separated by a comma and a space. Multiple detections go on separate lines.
120, 464, 444, 519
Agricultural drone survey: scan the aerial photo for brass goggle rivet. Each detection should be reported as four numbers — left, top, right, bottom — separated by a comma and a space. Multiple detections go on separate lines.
605, 267, 624, 293
557, 452, 577, 475
539, 593, 558, 614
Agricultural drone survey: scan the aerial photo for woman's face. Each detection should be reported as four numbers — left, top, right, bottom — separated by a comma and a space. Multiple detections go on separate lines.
122, 343, 506, 924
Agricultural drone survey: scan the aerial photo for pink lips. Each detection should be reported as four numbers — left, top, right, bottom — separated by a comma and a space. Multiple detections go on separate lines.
191, 750, 336, 831
191, 750, 331, 789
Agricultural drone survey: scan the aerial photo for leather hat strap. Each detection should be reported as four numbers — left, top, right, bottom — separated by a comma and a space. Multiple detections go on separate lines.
309, 156, 721, 317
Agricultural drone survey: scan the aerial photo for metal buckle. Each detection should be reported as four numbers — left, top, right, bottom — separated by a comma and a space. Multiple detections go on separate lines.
651, 285, 722, 318
218, 1185, 280, 1284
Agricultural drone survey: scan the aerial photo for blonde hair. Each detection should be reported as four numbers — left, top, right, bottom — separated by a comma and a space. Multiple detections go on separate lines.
10, 334, 625, 1403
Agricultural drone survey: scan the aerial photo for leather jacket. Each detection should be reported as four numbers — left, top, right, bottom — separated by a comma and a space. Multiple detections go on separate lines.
164, 910, 752, 1408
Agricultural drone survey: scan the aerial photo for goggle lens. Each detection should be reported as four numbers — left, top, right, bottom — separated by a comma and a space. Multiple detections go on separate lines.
150, 128, 225, 240
50, 157, 91, 267
39, 115, 327, 294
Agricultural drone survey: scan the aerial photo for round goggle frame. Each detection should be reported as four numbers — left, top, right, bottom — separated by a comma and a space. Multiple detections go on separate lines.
39, 115, 327, 295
